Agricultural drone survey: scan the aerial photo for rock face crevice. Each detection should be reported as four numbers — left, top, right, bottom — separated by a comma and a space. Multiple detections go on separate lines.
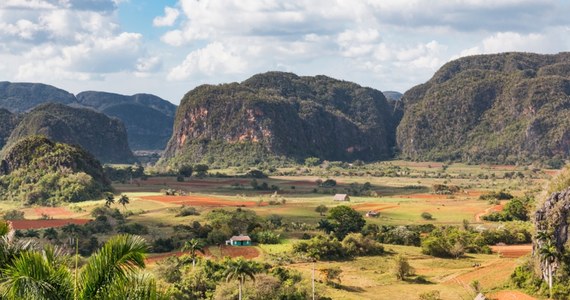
163, 72, 400, 166
534, 188, 570, 281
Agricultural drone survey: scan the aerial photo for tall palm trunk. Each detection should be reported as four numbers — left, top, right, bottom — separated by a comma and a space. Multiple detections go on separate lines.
548, 262, 553, 299
238, 275, 243, 300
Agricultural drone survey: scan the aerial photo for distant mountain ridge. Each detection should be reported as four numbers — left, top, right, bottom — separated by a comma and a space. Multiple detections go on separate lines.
397, 52, 570, 164
162, 71, 400, 167
6, 103, 136, 163
0, 82, 176, 151
76, 91, 176, 150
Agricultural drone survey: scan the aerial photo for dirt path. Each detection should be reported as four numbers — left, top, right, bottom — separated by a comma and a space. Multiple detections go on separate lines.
488, 290, 537, 300
475, 204, 504, 222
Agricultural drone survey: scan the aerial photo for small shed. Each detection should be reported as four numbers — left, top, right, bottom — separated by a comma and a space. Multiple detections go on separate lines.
226, 235, 252, 246
333, 194, 350, 201
366, 211, 379, 218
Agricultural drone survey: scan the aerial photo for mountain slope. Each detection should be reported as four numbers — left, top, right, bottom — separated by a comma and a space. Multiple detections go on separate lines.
0, 109, 19, 150
0, 136, 111, 204
76, 91, 176, 150
397, 52, 570, 163
162, 72, 398, 167
0, 81, 77, 113
6, 103, 136, 163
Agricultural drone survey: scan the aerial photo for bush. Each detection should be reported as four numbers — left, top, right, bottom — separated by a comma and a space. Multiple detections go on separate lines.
320, 179, 337, 188
152, 238, 176, 253
255, 231, 281, 244
175, 206, 200, 217
479, 190, 514, 201
293, 235, 348, 260
117, 222, 149, 235
421, 212, 433, 220
341, 233, 384, 256
3, 210, 25, 220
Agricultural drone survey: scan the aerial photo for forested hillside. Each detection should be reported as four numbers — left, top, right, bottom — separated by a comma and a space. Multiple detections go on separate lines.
5, 103, 136, 163
162, 72, 400, 167
397, 52, 570, 164
0, 136, 111, 204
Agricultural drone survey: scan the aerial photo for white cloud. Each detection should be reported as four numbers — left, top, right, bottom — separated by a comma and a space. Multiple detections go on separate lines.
167, 42, 247, 80
153, 6, 179, 27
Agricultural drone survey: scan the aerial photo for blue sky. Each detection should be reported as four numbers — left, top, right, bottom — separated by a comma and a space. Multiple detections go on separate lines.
0, 0, 569, 104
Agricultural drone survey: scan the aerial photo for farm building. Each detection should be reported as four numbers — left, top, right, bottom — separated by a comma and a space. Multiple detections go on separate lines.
333, 194, 350, 201
365, 211, 379, 217
226, 235, 252, 246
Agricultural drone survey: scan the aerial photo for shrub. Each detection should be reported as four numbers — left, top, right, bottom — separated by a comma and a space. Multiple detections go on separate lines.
421, 212, 433, 220
175, 206, 200, 217
341, 233, 384, 256
392, 254, 413, 280
3, 210, 25, 220
256, 231, 281, 244
419, 291, 442, 300
320, 179, 337, 188
117, 222, 149, 235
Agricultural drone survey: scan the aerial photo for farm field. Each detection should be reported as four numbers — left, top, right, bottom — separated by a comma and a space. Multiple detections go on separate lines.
0, 161, 553, 299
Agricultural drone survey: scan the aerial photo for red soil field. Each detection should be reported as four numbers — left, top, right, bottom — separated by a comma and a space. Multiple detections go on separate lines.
145, 246, 260, 264
10, 219, 90, 230
489, 290, 537, 300
544, 170, 560, 176
30, 207, 73, 217
490, 244, 532, 258
141, 195, 263, 207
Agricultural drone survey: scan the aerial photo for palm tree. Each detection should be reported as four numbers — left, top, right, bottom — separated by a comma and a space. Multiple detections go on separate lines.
182, 238, 205, 268
539, 240, 558, 299
104, 192, 115, 208
223, 257, 259, 300
118, 194, 130, 210
0, 234, 167, 300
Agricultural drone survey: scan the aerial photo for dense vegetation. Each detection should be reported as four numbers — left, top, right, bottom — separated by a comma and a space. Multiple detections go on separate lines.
0, 81, 77, 113
5, 103, 135, 163
0, 136, 111, 205
0, 109, 18, 150
76, 91, 176, 150
163, 71, 400, 168
0, 82, 176, 152
397, 52, 570, 164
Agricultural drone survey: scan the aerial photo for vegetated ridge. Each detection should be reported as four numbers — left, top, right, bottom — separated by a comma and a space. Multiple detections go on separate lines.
0, 109, 19, 149
0, 135, 111, 205
0, 82, 176, 151
76, 91, 176, 150
163, 71, 400, 167
397, 52, 570, 164
0, 81, 77, 113
5, 103, 136, 163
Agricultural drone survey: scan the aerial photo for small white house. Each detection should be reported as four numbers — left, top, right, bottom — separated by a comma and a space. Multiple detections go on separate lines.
333, 194, 350, 201
226, 235, 252, 246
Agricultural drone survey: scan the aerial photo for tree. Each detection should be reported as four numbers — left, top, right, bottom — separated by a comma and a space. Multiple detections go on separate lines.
315, 205, 328, 216
178, 165, 193, 177
304, 157, 320, 167
182, 238, 205, 268
328, 205, 366, 239
392, 254, 413, 280
104, 192, 115, 208
118, 194, 130, 210
319, 267, 342, 287
539, 240, 558, 298
194, 164, 209, 178
223, 258, 259, 300
0, 234, 166, 299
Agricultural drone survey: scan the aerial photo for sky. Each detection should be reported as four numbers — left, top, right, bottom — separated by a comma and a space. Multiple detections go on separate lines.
0, 0, 569, 104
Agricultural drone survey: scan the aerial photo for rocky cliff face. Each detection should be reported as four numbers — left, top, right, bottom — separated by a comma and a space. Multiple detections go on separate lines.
6, 103, 136, 163
397, 52, 570, 163
163, 72, 399, 167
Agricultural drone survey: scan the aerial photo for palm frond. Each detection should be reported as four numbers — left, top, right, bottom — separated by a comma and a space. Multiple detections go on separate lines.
78, 234, 148, 299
